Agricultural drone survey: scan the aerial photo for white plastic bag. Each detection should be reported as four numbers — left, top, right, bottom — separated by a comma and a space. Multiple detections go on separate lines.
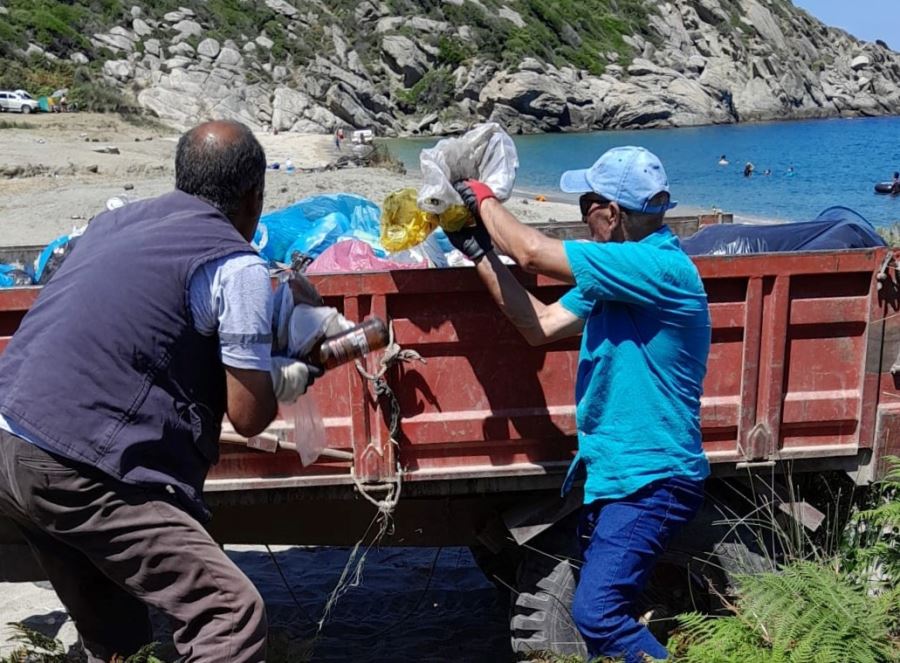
417, 122, 519, 214
287, 304, 346, 358
283, 394, 327, 466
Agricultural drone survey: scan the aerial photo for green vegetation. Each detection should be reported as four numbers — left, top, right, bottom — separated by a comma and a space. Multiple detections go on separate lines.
670, 562, 899, 662
0, 623, 163, 662
877, 223, 900, 246
0, 0, 659, 119
395, 69, 456, 113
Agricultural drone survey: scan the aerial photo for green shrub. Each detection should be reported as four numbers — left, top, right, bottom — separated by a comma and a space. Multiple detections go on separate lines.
437, 36, 471, 67
670, 562, 900, 662
395, 68, 455, 113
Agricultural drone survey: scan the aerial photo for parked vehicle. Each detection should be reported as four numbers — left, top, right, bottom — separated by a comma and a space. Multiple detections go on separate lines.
0, 90, 38, 114
2, 242, 899, 653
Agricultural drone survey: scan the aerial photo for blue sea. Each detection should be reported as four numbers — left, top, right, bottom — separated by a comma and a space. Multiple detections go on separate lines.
384, 116, 900, 226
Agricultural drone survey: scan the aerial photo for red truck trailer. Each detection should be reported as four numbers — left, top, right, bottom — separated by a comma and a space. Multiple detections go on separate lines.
1, 245, 899, 653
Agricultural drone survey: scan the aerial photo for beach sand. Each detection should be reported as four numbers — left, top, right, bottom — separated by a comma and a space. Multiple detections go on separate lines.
0, 113, 581, 248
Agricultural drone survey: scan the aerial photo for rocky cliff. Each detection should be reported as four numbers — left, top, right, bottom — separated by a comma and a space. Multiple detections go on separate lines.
2, 0, 899, 135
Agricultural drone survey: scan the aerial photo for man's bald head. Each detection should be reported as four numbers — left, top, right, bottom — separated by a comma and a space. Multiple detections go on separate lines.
175, 120, 266, 221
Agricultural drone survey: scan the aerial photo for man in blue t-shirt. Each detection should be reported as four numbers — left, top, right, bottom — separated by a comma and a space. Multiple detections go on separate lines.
448, 146, 711, 662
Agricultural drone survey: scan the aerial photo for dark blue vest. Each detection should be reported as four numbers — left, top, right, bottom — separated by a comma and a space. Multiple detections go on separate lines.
0, 191, 255, 520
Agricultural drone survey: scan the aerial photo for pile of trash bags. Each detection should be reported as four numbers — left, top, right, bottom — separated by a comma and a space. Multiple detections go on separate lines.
252, 192, 460, 272
0, 228, 85, 288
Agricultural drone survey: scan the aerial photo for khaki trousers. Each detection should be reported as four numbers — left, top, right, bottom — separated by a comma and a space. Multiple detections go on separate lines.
0, 429, 266, 662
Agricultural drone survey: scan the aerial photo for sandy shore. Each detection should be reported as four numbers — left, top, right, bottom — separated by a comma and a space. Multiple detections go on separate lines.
0, 113, 582, 248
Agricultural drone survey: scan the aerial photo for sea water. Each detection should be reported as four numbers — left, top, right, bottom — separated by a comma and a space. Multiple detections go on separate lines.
384, 116, 900, 226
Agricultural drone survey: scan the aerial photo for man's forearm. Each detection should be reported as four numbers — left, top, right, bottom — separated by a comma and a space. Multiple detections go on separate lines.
474, 251, 548, 346
479, 199, 544, 264
479, 199, 573, 283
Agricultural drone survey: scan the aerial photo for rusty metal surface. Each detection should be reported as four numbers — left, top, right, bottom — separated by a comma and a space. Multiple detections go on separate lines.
1, 247, 897, 493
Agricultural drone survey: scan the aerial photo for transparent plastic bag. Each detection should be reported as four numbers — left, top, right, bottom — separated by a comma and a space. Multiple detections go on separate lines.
283, 394, 327, 466
417, 122, 518, 214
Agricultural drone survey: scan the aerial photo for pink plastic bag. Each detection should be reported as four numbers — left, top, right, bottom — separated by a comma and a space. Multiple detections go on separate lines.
306, 239, 428, 274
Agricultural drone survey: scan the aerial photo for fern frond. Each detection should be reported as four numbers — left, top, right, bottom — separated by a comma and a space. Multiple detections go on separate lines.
672, 561, 899, 663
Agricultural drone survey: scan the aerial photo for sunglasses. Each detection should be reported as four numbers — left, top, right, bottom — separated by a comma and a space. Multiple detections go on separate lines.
579, 194, 611, 219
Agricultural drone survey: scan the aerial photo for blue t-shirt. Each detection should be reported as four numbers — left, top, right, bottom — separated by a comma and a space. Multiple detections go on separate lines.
559, 227, 711, 504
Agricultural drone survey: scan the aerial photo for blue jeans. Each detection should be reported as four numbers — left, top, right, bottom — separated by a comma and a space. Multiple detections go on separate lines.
572, 476, 705, 662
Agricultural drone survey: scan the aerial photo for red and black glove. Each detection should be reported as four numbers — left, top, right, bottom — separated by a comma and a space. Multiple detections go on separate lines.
453, 179, 496, 219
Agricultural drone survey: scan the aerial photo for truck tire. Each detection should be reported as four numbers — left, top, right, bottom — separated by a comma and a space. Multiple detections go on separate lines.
21, 105, 31, 114
510, 546, 587, 658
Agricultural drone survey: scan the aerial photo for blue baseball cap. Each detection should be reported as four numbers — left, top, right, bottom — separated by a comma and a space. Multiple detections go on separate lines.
559, 146, 677, 214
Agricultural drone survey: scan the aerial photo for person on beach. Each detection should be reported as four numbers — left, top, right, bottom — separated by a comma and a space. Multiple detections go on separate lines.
0, 120, 321, 663
446, 146, 710, 662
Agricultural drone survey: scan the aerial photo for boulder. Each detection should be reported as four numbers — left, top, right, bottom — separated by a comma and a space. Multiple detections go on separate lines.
169, 41, 195, 56
172, 19, 202, 41
381, 35, 430, 87
132, 18, 152, 37
497, 5, 526, 28
93, 32, 135, 54
265, 0, 298, 18
70, 52, 90, 65
215, 47, 243, 68
103, 59, 134, 81
479, 70, 571, 128
255, 34, 274, 50
850, 55, 870, 70
144, 39, 161, 56
627, 58, 672, 77
162, 55, 192, 70
197, 38, 221, 59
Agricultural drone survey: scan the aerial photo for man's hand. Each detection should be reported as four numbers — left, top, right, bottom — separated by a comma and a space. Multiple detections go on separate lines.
445, 224, 494, 261
453, 180, 496, 218
270, 357, 324, 402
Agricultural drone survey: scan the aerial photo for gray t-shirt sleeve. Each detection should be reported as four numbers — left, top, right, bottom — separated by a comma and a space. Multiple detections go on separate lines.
189, 252, 273, 371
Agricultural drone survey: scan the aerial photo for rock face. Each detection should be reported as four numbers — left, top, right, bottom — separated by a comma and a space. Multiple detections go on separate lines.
52, 0, 900, 134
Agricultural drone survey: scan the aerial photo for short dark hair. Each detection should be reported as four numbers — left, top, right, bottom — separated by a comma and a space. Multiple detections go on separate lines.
175, 120, 266, 218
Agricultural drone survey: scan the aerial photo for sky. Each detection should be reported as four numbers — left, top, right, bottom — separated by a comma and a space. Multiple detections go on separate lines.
792, 1, 900, 50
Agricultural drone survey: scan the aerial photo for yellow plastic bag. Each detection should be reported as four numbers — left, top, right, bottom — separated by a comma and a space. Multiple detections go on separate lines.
380, 189, 472, 252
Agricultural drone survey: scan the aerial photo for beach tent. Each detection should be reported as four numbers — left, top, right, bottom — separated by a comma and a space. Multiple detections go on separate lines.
681, 206, 886, 255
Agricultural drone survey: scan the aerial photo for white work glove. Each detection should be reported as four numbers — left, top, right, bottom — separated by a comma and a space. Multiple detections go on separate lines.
270, 357, 323, 403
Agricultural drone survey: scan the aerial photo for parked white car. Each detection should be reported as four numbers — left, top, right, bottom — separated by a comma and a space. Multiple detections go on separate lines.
0, 90, 38, 114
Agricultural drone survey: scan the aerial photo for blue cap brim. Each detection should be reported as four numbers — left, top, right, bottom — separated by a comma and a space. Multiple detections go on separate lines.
644, 200, 678, 214
559, 169, 591, 193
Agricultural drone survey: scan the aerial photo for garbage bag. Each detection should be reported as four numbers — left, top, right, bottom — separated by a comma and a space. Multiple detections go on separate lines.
380, 188, 471, 253
283, 394, 328, 467
418, 122, 518, 214
681, 206, 886, 256
254, 194, 384, 265
380, 123, 518, 252
34, 227, 85, 285
0, 264, 33, 288
307, 238, 430, 274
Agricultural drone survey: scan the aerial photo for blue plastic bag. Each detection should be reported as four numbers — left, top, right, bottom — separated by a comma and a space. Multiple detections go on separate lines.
254, 194, 385, 265
33, 229, 84, 285
0, 264, 33, 288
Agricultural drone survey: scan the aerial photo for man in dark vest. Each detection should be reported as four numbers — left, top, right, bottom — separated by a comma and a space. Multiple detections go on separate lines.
0, 120, 319, 662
